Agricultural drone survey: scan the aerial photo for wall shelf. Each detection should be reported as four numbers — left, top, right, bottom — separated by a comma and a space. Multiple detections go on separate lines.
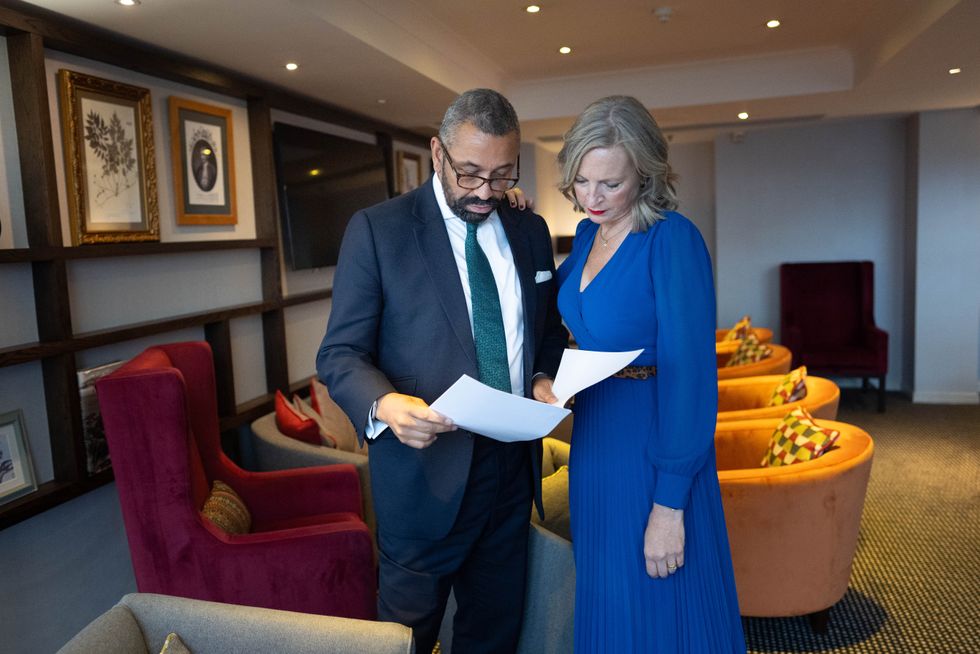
0, 0, 419, 530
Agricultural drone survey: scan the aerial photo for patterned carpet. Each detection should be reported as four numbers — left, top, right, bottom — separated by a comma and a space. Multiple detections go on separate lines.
743, 390, 980, 653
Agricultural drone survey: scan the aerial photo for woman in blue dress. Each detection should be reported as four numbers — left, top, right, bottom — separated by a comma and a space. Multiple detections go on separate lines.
552, 96, 746, 652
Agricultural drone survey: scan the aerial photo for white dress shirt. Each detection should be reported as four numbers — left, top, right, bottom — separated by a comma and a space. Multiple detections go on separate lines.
365, 180, 525, 438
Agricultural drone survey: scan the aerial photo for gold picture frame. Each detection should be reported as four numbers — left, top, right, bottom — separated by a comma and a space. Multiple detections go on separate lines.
168, 97, 237, 225
395, 150, 423, 194
58, 69, 159, 245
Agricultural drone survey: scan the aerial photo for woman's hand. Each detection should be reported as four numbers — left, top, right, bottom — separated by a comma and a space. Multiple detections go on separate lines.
644, 503, 685, 578
505, 187, 534, 210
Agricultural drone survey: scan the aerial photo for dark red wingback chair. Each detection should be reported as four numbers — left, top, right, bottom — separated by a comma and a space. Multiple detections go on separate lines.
780, 261, 889, 411
96, 341, 376, 618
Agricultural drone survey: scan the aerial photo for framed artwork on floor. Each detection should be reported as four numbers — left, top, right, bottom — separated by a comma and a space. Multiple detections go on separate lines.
396, 150, 422, 194
0, 409, 36, 506
168, 97, 237, 225
58, 69, 159, 245
77, 360, 124, 475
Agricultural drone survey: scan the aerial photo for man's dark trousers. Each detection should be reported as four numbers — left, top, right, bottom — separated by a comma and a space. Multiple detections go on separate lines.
377, 436, 532, 654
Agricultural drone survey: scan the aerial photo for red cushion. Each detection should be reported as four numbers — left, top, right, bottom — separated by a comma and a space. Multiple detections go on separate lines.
274, 390, 320, 445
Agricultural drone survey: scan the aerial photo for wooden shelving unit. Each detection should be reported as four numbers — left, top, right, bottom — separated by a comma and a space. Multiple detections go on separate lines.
0, 1, 426, 530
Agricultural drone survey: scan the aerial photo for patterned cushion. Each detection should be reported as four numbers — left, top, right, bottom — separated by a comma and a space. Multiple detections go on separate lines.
723, 315, 752, 341
761, 408, 841, 467
531, 465, 571, 541
309, 378, 363, 453
768, 366, 808, 406
159, 632, 192, 654
200, 480, 251, 534
725, 332, 772, 366
274, 390, 321, 445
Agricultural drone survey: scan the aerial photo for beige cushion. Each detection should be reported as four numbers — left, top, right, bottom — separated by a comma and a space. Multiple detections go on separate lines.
311, 379, 364, 453
295, 395, 338, 448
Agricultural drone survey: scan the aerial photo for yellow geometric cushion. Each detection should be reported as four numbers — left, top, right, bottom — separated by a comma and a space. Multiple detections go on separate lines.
768, 366, 808, 406
726, 332, 772, 367
159, 632, 192, 654
761, 408, 841, 467
200, 480, 251, 534
531, 465, 571, 541
723, 315, 752, 341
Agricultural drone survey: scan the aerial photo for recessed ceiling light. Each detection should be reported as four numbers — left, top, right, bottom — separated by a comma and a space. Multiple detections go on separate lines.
766, 19, 780, 28
558, 46, 572, 55
377, 99, 387, 104
285, 62, 299, 71
116, 0, 140, 6
737, 112, 749, 120
526, 5, 541, 13
948, 67, 961, 75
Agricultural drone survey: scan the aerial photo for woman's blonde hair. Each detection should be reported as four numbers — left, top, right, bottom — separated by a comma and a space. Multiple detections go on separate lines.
557, 95, 677, 231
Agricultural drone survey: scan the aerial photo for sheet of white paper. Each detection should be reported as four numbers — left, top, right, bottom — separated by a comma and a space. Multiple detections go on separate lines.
430, 375, 571, 442
550, 348, 645, 407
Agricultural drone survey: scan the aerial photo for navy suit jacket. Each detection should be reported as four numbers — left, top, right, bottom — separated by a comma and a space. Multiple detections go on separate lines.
317, 177, 567, 540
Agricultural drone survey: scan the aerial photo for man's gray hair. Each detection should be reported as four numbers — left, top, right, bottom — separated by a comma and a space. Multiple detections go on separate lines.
439, 89, 520, 145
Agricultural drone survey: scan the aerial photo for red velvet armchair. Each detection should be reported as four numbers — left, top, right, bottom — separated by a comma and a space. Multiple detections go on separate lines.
780, 261, 889, 411
96, 342, 376, 619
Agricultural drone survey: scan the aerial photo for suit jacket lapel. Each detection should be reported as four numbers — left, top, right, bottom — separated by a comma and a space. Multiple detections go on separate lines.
412, 179, 478, 369
499, 207, 538, 392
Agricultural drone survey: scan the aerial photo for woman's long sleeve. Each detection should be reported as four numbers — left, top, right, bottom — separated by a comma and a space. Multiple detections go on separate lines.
650, 215, 718, 510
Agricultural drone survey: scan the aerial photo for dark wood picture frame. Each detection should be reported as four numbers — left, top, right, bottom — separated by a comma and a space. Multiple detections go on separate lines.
58, 69, 159, 245
169, 97, 237, 225
395, 150, 423, 194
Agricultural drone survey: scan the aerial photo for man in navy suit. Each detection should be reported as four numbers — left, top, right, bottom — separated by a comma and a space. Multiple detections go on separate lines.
317, 89, 567, 653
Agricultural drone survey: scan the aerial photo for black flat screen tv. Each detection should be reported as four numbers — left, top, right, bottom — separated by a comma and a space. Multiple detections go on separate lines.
273, 122, 390, 270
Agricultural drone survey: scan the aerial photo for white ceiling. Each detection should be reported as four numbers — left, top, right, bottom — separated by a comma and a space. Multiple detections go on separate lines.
22, 0, 980, 146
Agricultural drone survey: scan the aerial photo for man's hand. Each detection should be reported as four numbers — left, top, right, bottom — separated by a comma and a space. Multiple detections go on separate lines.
532, 376, 558, 404
376, 393, 454, 449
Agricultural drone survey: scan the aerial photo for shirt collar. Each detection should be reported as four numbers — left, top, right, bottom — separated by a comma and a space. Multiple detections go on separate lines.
432, 173, 500, 226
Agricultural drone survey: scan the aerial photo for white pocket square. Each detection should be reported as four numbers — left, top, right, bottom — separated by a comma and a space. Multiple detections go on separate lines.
535, 270, 553, 283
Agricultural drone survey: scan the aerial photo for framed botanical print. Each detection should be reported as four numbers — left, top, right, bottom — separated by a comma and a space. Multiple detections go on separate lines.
396, 150, 423, 195
58, 69, 159, 245
0, 410, 36, 506
168, 97, 237, 225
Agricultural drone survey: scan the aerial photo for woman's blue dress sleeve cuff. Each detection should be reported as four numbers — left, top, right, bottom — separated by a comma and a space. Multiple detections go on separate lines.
654, 471, 693, 510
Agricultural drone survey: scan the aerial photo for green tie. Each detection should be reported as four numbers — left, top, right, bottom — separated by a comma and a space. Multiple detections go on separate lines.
465, 222, 512, 394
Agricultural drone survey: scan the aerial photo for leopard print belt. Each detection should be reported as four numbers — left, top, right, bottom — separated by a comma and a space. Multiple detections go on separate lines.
611, 365, 658, 380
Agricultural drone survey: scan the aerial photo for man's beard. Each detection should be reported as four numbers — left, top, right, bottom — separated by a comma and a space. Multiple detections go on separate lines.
439, 169, 500, 224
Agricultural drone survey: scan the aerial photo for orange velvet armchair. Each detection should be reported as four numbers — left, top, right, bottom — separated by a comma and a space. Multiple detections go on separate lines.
717, 375, 840, 422
715, 419, 874, 631
716, 344, 793, 379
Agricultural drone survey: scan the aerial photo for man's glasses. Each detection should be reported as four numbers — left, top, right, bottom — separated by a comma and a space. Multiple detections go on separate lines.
438, 138, 519, 192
